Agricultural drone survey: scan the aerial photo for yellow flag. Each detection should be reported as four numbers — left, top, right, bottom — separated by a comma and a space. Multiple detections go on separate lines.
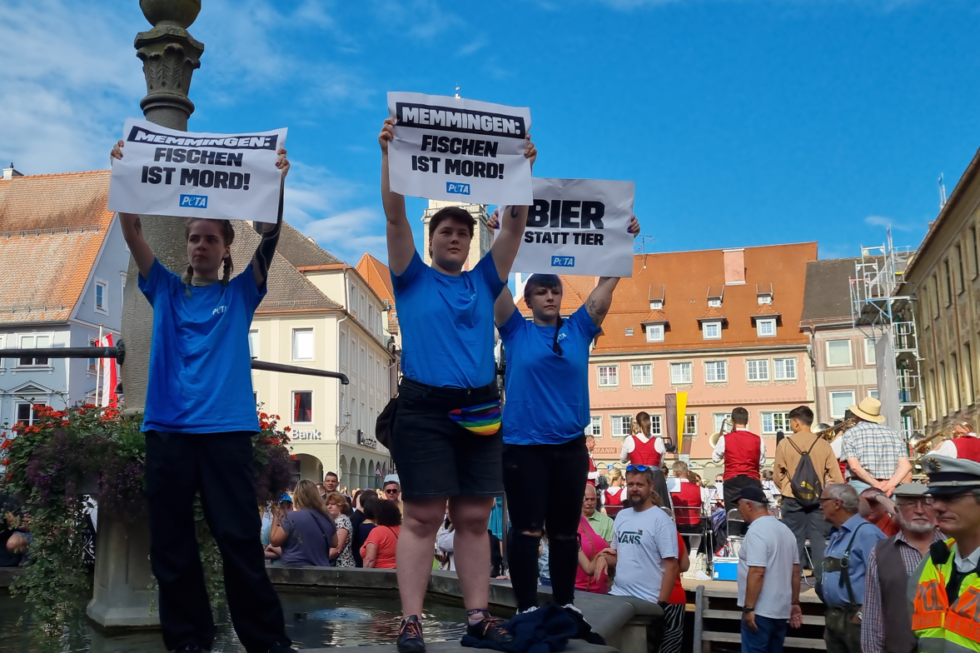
676, 392, 688, 454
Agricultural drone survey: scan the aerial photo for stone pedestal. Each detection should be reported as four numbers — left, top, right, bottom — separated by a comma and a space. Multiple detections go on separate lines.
86, 511, 159, 629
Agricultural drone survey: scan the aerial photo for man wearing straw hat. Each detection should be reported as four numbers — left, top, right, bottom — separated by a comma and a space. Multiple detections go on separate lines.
841, 397, 911, 497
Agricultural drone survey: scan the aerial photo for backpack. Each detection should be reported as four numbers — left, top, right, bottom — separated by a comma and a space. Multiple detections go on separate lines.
787, 437, 823, 508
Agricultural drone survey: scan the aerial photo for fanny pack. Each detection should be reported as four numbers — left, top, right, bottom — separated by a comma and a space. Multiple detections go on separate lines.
448, 400, 502, 436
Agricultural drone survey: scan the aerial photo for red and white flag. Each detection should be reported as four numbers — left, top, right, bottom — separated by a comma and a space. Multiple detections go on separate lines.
96, 334, 118, 408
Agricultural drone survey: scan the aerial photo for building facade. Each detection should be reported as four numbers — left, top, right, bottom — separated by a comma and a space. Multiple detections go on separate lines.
900, 147, 980, 436
0, 170, 127, 442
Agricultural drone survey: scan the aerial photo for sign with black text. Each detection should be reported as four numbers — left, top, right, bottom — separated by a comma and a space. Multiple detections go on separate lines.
511, 178, 636, 277
386, 92, 532, 205
107, 118, 287, 223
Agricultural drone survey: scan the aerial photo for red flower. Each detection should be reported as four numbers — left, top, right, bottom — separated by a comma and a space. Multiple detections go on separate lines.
1, 459, 9, 466
1, 440, 11, 450
283, 426, 291, 432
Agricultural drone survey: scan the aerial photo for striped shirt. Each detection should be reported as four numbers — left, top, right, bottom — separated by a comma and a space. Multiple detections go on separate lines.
841, 421, 907, 480
862, 530, 944, 653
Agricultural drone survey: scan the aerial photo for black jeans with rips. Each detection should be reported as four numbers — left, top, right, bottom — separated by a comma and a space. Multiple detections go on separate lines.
502, 435, 590, 611
145, 431, 289, 653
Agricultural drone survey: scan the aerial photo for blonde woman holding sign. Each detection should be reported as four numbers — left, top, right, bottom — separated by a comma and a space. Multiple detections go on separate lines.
378, 118, 535, 653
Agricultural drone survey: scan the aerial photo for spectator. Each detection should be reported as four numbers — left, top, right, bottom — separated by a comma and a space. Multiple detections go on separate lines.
1, 488, 27, 567
436, 515, 456, 572
325, 491, 356, 568
270, 480, 336, 567
350, 490, 366, 542
582, 484, 614, 542
261, 495, 292, 564
382, 479, 402, 511
841, 398, 911, 495
576, 512, 610, 595
734, 487, 802, 653
352, 493, 379, 568
361, 498, 401, 569
774, 405, 844, 580
602, 468, 626, 518
819, 483, 885, 653
862, 483, 942, 653
858, 488, 900, 537
599, 466, 680, 626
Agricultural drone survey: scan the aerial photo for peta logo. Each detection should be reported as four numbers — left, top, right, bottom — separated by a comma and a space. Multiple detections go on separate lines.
557, 333, 568, 343
212, 306, 226, 316
180, 194, 208, 208
551, 256, 575, 268
446, 182, 471, 195
618, 530, 644, 545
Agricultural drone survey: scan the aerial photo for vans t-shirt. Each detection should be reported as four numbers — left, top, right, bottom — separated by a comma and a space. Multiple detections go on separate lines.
610, 506, 679, 604
139, 259, 264, 433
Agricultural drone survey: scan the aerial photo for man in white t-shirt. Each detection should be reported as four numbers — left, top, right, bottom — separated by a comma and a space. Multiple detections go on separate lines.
599, 466, 679, 610
735, 486, 803, 653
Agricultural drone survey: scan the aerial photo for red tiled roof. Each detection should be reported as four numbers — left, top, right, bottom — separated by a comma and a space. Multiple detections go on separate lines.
751, 303, 781, 319
297, 263, 351, 272
0, 171, 114, 324
355, 253, 395, 306
697, 307, 727, 323
641, 309, 670, 324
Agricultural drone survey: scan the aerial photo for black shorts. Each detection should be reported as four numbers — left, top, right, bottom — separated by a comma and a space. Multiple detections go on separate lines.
390, 377, 503, 500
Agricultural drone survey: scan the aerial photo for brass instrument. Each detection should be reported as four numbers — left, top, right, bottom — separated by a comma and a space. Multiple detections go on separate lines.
913, 428, 956, 455
815, 417, 859, 442
709, 417, 734, 448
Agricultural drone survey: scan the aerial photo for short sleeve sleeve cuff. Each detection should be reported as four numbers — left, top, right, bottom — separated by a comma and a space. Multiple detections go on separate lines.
392, 250, 424, 293
138, 258, 165, 300
570, 303, 601, 339
477, 253, 506, 299
234, 264, 267, 312
498, 305, 524, 341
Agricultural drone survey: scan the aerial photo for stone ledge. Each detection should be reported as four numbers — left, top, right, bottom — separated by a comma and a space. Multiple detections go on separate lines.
0, 566, 25, 588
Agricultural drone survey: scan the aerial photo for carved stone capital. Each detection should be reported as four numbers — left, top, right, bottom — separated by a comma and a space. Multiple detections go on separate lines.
135, 24, 204, 127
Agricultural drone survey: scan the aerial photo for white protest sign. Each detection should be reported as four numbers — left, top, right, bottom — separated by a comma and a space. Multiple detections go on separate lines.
511, 178, 636, 278
107, 118, 287, 223
387, 92, 532, 205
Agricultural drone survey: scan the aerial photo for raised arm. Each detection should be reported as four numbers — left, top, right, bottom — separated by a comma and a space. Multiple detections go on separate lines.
489, 137, 537, 282
494, 285, 518, 327
379, 118, 416, 276
584, 215, 640, 326
251, 148, 290, 289
110, 140, 155, 280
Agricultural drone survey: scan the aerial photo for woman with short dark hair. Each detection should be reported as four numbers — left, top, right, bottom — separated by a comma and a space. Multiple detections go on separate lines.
361, 498, 402, 569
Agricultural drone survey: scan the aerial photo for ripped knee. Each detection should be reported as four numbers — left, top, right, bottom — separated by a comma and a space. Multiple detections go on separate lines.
521, 529, 543, 538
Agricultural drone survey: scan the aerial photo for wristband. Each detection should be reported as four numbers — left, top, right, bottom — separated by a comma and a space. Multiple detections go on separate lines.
657, 600, 669, 610
743, 606, 755, 613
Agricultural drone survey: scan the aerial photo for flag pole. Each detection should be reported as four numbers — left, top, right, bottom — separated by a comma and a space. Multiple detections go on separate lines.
96, 324, 104, 406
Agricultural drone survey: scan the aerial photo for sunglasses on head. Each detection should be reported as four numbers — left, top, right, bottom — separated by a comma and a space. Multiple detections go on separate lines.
627, 465, 650, 472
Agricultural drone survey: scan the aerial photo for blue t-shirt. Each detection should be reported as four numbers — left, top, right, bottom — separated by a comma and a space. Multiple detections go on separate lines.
499, 304, 601, 445
391, 251, 505, 388
280, 509, 336, 567
139, 259, 265, 433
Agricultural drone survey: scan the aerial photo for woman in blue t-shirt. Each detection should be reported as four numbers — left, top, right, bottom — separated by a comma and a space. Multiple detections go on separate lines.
378, 118, 535, 653
110, 141, 293, 653
490, 212, 639, 614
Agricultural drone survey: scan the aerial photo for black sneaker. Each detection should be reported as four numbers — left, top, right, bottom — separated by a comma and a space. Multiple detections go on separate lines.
466, 612, 514, 647
397, 615, 425, 653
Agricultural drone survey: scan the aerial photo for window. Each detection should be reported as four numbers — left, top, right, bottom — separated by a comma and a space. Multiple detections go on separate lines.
650, 299, 663, 310
774, 357, 797, 380
757, 318, 776, 337
95, 281, 108, 314
951, 354, 962, 411
598, 366, 619, 387
704, 360, 727, 383
761, 411, 790, 434
940, 361, 949, 415
829, 391, 855, 419
359, 293, 366, 320
588, 416, 602, 437
650, 414, 662, 435
339, 332, 348, 367
88, 338, 98, 373
360, 348, 366, 379
18, 334, 50, 366
293, 391, 313, 423
248, 330, 259, 360
16, 402, 46, 426
971, 227, 979, 279
747, 359, 769, 381
758, 294, 772, 305
956, 245, 965, 292
631, 364, 652, 386
931, 276, 940, 317
965, 344, 976, 405
708, 298, 722, 308
611, 415, 632, 437
684, 414, 697, 436
864, 338, 877, 366
0, 334, 4, 369
713, 413, 728, 433
670, 362, 692, 384
944, 260, 953, 305
928, 369, 938, 421
869, 388, 879, 400
646, 325, 664, 342
349, 284, 357, 314
703, 321, 721, 340
292, 329, 314, 360
826, 340, 852, 367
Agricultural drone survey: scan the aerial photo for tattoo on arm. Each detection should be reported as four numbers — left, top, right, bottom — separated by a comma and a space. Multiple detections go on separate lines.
254, 181, 284, 285
510, 206, 519, 218
586, 295, 611, 322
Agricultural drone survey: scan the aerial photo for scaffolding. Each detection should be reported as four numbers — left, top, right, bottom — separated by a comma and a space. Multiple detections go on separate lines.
849, 232, 924, 445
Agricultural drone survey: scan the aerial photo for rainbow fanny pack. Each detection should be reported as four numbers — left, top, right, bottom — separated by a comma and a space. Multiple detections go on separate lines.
448, 401, 502, 436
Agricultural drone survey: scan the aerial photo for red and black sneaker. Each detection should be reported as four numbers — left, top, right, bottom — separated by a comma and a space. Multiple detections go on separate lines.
466, 611, 514, 646
397, 615, 425, 653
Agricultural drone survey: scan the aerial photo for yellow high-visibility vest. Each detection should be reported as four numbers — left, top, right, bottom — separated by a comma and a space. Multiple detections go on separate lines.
911, 538, 980, 653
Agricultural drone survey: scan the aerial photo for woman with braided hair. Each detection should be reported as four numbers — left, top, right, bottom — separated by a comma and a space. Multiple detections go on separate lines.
488, 211, 640, 615
110, 140, 293, 653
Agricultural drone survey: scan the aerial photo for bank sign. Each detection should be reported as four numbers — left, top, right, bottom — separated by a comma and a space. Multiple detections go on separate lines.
291, 428, 322, 441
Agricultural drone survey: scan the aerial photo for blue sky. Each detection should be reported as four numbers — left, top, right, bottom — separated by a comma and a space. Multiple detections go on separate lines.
3, 0, 980, 264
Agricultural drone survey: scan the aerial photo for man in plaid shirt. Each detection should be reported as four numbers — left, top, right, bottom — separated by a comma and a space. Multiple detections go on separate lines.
841, 398, 911, 496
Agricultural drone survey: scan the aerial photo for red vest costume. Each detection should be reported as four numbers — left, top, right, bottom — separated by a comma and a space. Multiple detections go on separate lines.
628, 435, 662, 467
603, 486, 625, 517
670, 481, 702, 526
723, 430, 762, 481
953, 436, 980, 463
587, 455, 597, 486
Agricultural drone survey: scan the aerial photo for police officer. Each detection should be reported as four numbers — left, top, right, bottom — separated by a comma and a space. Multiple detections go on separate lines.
909, 455, 980, 653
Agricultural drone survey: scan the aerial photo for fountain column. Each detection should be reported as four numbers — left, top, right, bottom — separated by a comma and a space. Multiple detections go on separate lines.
87, 0, 205, 629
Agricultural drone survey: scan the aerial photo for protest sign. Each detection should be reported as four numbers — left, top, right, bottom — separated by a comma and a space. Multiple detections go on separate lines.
107, 118, 287, 223
511, 178, 636, 278
386, 92, 532, 205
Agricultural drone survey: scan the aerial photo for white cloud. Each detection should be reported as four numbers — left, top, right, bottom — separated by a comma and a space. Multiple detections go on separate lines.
587, 0, 923, 9
366, 0, 466, 40
864, 215, 916, 232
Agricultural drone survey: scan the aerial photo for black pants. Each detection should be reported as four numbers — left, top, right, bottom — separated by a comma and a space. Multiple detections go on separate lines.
781, 496, 829, 577
502, 436, 589, 611
146, 431, 288, 653
723, 475, 762, 536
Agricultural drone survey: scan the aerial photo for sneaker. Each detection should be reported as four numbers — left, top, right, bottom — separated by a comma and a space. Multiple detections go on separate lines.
397, 615, 425, 653
466, 612, 514, 646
